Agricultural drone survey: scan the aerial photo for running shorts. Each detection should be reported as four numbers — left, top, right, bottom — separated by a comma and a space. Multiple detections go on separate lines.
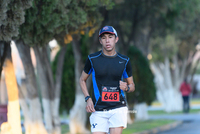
90, 106, 128, 133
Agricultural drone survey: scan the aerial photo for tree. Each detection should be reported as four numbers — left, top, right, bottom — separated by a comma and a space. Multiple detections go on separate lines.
127, 46, 156, 120
150, 34, 183, 112
0, 0, 32, 41
100, 0, 200, 113
127, 46, 156, 105
0, 44, 22, 134
0, 0, 32, 76
15, 0, 115, 133
15, 43, 48, 134
52, 35, 89, 113
0, 1, 32, 133
52, 44, 75, 113
15, 0, 96, 133
102, 0, 197, 56
14, 0, 65, 133
105, 0, 165, 55
69, 34, 92, 133
150, 0, 200, 112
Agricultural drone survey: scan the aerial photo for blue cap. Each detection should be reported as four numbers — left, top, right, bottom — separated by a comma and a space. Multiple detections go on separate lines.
99, 26, 118, 37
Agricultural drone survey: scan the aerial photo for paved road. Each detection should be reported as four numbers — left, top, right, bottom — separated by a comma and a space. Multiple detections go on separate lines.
149, 113, 200, 134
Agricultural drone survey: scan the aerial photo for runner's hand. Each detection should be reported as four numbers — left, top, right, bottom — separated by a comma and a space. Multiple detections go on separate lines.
86, 98, 95, 113
119, 80, 128, 91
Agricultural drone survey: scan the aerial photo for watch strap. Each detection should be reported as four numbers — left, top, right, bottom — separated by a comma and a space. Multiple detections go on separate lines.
126, 85, 130, 92
85, 96, 91, 102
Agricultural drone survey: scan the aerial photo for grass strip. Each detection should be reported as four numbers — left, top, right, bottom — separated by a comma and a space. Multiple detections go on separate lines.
61, 125, 69, 134
122, 119, 176, 134
148, 109, 200, 115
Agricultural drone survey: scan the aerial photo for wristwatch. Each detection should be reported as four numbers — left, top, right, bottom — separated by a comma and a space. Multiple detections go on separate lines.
85, 96, 91, 102
126, 85, 130, 92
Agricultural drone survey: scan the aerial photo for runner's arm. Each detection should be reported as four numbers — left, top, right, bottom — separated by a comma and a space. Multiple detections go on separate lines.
119, 76, 135, 93
79, 71, 95, 112
80, 71, 90, 97
126, 76, 135, 92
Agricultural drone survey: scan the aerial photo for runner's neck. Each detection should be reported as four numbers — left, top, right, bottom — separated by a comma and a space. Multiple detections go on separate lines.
102, 49, 117, 56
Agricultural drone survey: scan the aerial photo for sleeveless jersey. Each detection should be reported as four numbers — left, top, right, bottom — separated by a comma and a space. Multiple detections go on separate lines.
84, 50, 132, 111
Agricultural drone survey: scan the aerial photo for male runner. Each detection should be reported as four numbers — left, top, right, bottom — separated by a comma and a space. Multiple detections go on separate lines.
79, 26, 135, 134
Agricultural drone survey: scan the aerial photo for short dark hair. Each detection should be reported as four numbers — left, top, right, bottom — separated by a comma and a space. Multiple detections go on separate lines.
99, 32, 116, 39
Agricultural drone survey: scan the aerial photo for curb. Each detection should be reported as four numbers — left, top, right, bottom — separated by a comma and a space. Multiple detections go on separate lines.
133, 121, 183, 134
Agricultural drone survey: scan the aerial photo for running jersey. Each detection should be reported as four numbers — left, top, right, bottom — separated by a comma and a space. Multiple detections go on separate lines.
84, 50, 132, 111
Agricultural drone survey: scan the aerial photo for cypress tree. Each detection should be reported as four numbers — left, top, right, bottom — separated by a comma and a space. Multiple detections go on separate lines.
127, 46, 156, 106
0, 0, 32, 41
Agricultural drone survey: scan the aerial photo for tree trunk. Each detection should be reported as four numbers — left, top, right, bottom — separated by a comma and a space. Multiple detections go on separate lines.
151, 57, 184, 112
41, 46, 58, 134
134, 103, 149, 120
34, 46, 53, 134
15, 40, 48, 134
1, 43, 22, 134
189, 55, 200, 85
0, 42, 7, 78
53, 45, 67, 134
34, 44, 66, 134
18, 82, 32, 134
69, 35, 90, 134
125, 98, 134, 124
134, 26, 151, 56
150, 53, 195, 112
18, 81, 48, 134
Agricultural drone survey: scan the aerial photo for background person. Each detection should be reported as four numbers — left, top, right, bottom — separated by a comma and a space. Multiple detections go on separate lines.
180, 78, 192, 113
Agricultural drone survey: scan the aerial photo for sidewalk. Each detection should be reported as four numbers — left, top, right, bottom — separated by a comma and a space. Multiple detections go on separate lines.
149, 113, 200, 134
134, 101, 200, 134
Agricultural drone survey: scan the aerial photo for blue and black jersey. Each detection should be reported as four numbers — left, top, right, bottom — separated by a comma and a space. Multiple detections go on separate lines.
84, 50, 132, 111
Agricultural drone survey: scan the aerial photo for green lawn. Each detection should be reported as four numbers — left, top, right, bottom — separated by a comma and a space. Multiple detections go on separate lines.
122, 119, 175, 134
61, 125, 69, 134
148, 108, 200, 115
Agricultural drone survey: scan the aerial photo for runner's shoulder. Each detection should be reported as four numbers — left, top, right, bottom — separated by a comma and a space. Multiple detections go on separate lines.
88, 50, 102, 58
117, 52, 129, 61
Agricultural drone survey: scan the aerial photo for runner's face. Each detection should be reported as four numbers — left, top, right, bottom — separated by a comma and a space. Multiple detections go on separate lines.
100, 33, 118, 52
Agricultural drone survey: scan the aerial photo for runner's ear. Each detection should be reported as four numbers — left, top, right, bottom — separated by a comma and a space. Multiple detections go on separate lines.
115, 37, 119, 43
99, 39, 102, 44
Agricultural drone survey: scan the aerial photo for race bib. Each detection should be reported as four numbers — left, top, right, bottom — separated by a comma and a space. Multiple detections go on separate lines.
102, 86, 120, 102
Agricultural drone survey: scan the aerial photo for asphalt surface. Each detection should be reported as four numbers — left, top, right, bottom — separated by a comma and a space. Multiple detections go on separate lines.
149, 113, 200, 134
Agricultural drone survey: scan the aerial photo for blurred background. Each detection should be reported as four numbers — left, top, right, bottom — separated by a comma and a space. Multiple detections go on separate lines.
0, 0, 200, 134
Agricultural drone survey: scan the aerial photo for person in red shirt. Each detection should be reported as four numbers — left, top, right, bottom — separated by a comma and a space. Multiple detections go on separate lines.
180, 78, 192, 113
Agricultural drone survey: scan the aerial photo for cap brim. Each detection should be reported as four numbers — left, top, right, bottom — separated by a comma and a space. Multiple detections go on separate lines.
99, 32, 116, 37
